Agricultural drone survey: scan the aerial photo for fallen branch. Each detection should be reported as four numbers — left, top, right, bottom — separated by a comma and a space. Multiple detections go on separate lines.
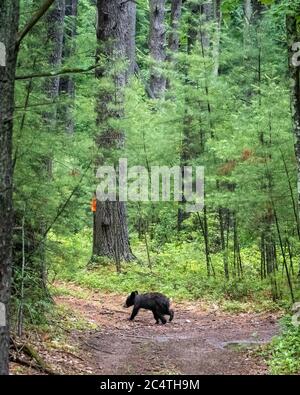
10, 355, 44, 373
10, 337, 59, 375
16, 64, 100, 81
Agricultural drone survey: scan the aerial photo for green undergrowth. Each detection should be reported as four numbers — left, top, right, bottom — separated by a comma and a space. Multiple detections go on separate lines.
262, 317, 300, 375
24, 303, 97, 339
48, 229, 299, 312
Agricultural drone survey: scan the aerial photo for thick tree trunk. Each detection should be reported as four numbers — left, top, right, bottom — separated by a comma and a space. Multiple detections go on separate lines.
93, 0, 135, 263
287, 15, 300, 220
168, 0, 182, 55
149, 0, 166, 98
0, 0, 19, 375
59, 0, 78, 134
93, 201, 133, 263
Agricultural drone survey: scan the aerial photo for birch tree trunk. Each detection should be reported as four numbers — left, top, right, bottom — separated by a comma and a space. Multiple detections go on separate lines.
0, 0, 19, 375
93, 0, 136, 264
149, 0, 166, 98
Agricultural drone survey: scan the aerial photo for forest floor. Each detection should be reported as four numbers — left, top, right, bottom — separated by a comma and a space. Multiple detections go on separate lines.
10, 282, 281, 375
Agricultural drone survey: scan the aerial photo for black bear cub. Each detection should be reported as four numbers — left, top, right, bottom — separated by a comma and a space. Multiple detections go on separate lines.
124, 291, 174, 324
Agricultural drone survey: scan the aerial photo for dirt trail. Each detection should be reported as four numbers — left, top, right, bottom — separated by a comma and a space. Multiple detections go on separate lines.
54, 284, 280, 375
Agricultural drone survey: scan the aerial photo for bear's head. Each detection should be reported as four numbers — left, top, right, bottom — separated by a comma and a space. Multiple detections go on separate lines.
124, 291, 138, 308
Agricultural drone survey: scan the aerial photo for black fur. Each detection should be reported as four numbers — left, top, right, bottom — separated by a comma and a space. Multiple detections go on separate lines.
124, 291, 174, 324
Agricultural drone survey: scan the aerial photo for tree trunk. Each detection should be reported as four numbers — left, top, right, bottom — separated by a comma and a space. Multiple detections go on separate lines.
44, 0, 65, 127
219, 208, 229, 280
149, 0, 166, 98
166, 0, 182, 90
59, 0, 78, 134
244, 0, 253, 25
212, 0, 222, 76
252, 0, 264, 21
125, 0, 137, 78
287, 15, 300, 219
168, 0, 182, 55
0, 0, 19, 375
38, 0, 65, 291
200, 1, 213, 49
93, 0, 135, 264
187, 1, 200, 53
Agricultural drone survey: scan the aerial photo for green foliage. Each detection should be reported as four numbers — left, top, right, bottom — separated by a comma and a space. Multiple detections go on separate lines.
267, 317, 300, 374
49, 228, 296, 311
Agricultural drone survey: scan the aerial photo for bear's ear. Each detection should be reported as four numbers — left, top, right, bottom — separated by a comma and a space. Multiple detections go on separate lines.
134, 290, 138, 295
131, 291, 137, 297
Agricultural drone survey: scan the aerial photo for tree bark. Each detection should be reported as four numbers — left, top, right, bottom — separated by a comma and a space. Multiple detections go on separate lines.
252, 0, 264, 21
166, 0, 182, 90
149, 0, 166, 98
0, 0, 19, 375
187, 1, 200, 53
212, 0, 222, 76
93, 0, 135, 263
44, 0, 65, 127
168, 0, 182, 55
244, 0, 253, 25
287, 15, 300, 219
39, 0, 65, 289
200, 1, 213, 50
59, 0, 78, 134
125, 0, 137, 78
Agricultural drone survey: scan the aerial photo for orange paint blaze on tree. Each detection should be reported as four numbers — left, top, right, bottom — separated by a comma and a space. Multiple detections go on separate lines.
91, 198, 97, 212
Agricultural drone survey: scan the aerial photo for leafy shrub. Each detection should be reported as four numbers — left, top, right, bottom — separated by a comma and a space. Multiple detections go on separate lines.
267, 317, 300, 375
